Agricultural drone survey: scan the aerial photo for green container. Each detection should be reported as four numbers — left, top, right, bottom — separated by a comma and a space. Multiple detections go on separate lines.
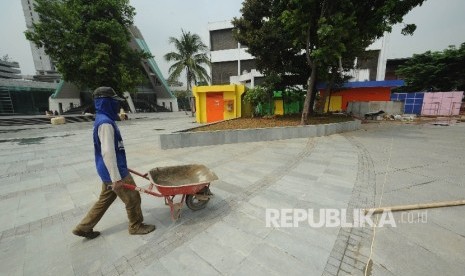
273, 91, 283, 98
284, 101, 301, 114
256, 102, 273, 116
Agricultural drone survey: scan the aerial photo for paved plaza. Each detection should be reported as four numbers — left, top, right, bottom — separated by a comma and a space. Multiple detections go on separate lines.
0, 112, 464, 275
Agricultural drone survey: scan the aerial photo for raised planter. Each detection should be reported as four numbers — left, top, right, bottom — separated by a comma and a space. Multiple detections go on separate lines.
159, 120, 361, 149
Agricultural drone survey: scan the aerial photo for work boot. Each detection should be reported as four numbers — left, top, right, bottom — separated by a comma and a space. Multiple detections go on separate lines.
129, 223, 156, 235
72, 229, 101, 239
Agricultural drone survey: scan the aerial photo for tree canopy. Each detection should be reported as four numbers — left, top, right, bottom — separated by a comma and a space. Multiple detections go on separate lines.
232, 0, 309, 90
233, 0, 425, 124
396, 43, 465, 92
25, 0, 150, 93
164, 30, 211, 91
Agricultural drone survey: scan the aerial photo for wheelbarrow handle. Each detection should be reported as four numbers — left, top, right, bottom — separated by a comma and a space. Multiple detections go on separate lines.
128, 168, 149, 180
122, 183, 162, 197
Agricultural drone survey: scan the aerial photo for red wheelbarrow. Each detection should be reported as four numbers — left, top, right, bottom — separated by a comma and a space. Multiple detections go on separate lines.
123, 164, 218, 221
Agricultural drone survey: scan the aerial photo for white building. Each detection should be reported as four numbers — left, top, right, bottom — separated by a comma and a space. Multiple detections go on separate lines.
208, 20, 389, 87
21, 0, 61, 83
208, 21, 263, 88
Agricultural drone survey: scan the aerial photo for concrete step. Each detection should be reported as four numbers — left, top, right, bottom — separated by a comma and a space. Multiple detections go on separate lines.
0, 115, 94, 126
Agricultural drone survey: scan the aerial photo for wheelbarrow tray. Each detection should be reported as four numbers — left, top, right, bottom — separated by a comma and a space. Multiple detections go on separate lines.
147, 164, 218, 196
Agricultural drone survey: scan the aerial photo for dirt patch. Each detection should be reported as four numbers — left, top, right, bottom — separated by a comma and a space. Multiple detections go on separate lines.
189, 114, 354, 132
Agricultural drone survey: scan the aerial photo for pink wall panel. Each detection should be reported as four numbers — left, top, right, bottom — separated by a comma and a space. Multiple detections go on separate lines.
421, 92, 463, 116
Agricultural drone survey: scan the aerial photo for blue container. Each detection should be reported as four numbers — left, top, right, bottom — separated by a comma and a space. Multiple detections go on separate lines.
391, 92, 424, 114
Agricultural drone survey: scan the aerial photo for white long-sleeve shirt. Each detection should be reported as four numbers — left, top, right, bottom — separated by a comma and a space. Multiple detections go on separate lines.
98, 123, 122, 182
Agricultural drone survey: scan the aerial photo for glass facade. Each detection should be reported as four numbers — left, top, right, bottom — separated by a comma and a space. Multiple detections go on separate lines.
0, 86, 54, 115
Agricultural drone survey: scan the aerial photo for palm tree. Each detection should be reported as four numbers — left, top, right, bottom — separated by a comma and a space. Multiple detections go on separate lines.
164, 30, 211, 91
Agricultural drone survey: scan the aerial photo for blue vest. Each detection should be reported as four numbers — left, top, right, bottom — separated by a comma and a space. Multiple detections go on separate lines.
93, 101, 128, 183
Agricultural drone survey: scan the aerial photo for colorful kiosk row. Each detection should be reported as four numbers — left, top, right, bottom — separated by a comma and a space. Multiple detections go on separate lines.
193, 82, 463, 124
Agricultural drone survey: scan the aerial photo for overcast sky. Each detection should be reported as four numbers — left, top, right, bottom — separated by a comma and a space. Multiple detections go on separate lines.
1, 0, 464, 78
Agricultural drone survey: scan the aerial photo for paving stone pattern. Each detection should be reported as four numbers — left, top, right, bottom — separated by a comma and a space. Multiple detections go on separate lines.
1, 114, 464, 276
346, 122, 465, 276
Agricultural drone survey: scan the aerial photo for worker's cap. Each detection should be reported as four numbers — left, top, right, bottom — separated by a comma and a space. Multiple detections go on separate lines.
93, 87, 125, 101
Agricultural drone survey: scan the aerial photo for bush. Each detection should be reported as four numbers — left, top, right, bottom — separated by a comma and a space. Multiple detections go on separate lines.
243, 86, 271, 116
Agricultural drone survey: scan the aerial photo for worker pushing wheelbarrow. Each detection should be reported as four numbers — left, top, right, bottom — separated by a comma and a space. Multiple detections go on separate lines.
73, 87, 218, 240
124, 164, 218, 220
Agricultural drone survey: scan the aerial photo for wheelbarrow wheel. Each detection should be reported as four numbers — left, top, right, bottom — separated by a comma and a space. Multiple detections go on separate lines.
186, 187, 211, 211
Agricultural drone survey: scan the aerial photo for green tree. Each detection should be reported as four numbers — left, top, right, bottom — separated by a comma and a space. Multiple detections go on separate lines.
396, 43, 465, 92
25, 0, 150, 93
232, 0, 309, 91
234, 0, 425, 124
164, 30, 211, 91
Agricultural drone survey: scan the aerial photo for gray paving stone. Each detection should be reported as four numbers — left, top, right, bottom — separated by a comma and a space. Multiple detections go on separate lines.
159, 246, 221, 275
231, 258, 279, 276
325, 263, 339, 275
203, 220, 261, 256
264, 229, 326, 272
3, 114, 463, 275
102, 268, 120, 276
327, 256, 340, 267
188, 232, 247, 274
341, 123, 465, 276
115, 260, 134, 275
0, 235, 26, 275
247, 242, 309, 276
340, 260, 355, 273
137, 259, 171, 276
1, 228, 15, 240
221, 210, 270, 237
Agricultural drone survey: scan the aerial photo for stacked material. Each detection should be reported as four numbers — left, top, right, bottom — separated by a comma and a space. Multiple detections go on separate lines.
51, 116, 66, 125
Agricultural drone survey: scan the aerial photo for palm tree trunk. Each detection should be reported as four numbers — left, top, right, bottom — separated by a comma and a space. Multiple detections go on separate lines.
187, 71, 195, 117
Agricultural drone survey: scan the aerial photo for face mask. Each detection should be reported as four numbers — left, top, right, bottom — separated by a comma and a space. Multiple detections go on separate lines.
110, 98, 120, 115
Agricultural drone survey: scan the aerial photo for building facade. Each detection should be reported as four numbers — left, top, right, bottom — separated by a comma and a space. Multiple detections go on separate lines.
208, 20, 388, 88
0, 56, 59, 115
0, 78, 57, 115
21, 1, 178, 113
50, 26, 179, 114
128, 26, 178, 112
21, 0, 61, 83
0, 60, 22, 79
209, 21, 263, 87
384, 58, 409, 80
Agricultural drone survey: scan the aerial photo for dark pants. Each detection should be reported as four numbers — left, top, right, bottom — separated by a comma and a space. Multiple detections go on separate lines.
74, 174, 143, 233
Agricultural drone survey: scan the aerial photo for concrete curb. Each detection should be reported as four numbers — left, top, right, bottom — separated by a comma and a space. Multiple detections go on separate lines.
160, 120, 361, 149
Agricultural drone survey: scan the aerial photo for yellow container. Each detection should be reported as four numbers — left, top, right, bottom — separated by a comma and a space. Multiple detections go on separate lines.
193, 84, 245, 123
324, 96, 343, 112
274, 99, 284, 115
